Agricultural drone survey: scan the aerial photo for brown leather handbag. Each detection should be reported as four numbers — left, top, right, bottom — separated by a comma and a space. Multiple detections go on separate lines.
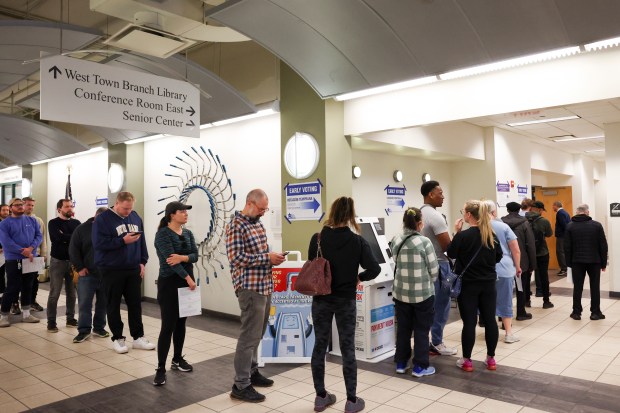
294, 232, 332, 296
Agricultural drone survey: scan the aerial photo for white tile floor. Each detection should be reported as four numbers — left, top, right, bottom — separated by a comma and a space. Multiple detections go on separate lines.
1, 272, 618, 412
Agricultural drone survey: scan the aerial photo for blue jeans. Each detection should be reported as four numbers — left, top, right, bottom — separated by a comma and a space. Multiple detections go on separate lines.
77, 272, 107, 334
431, 261, 452, 345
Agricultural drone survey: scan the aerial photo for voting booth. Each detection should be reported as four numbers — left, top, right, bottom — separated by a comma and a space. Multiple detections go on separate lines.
331, 217, 396, 362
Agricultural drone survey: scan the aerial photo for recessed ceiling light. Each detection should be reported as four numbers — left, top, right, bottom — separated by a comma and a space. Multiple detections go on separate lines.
553, 135, 604, 142
507, 115, 580, 127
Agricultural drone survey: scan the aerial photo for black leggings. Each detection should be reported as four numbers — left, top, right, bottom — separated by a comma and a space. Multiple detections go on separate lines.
457, 280, 498, 359
157, 275, 192, 368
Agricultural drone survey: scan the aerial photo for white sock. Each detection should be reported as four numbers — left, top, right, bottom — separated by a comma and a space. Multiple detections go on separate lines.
0, 314, 8, 320
22, 309, 31, 318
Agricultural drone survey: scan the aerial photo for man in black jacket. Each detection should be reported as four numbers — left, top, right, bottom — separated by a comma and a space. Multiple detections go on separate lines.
69, 207, 109, 343
564, 204, 608, 321
502, 202, 537, 320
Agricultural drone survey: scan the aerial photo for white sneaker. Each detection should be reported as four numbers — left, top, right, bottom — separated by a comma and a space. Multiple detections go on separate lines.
133, 336, 156, 350
430, 342, 458, 356
504, 334, 520, 344
113, 338, 129, 354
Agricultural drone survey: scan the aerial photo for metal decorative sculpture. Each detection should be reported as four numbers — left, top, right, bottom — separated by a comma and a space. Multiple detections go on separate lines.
159, 146, 235, 284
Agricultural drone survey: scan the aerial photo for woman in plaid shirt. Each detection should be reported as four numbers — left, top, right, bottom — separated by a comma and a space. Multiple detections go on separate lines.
391, 207, 439, 377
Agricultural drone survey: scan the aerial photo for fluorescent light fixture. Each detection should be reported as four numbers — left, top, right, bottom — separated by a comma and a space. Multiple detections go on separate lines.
30, 147, 105, 165
553, 135, 604, 142
334, 76, 438, 101
585, 149, 605, 153
585, 36, 620, 52
0, 165, 20, 172
507, 115, 580, 127
212, 108, 278, 127
440, 46, 580, 80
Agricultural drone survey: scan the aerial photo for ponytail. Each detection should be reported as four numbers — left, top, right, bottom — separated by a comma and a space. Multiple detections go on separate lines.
477, 202, 494, 249
157, 216, 169, 231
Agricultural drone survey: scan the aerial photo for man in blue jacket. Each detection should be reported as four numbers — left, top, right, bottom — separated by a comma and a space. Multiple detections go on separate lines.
0, 198, 42, 327
552, 201, 571, 276
93, 192, 154, 353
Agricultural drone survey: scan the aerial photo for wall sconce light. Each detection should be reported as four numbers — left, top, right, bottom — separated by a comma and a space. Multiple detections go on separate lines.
393, 170, 403, 182
352, 165, 362, 179
422, 172, 431, 183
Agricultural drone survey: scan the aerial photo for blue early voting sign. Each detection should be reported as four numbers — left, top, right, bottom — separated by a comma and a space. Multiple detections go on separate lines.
385, 185, 406, 215
285, 181, 323, 221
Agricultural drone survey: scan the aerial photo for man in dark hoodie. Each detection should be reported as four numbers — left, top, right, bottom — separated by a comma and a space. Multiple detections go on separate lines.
70, 207, 109, 343
502, 202, 537, 319
93, 191, 154, 354
527, 201, 554, 309
564, 204, 608, 321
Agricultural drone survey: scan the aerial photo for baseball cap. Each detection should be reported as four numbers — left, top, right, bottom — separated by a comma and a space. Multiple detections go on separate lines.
506, 202, 521, 212
532, 201, 546, 211
165, 201, 192, 216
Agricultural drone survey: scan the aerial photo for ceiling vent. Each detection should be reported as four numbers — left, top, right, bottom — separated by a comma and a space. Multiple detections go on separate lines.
105, 24, 196, 58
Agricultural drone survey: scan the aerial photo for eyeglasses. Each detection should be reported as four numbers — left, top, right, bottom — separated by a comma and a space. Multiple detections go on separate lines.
460, 209, 463, 215
252, 201, 269, 213
10, 203, 24, 208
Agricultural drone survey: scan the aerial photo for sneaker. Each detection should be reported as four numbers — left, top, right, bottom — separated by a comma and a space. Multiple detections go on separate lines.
47, 324, 58, 333
132, 337, 155, 350
66, 318, 78, 327
0, 318, 9, 328
344, 397, 365, 413
31, 302, 44, 312
153, 367, 166, 386
570, 313, 581, 320
250, 370, 274, 387
590, 312, 606, 320
412, 365, 436, 377
484, 356, 497, 370
430, 342, 457, 356
516, 313, 533, 321
543, 301, 555, 309
171, 356, 193, 372
504, 334, 520, 343
456, 358, 473, 372
92, 329, 110, 338
314, 392, 336, 412
22, 315, 40, 323
113, 338, 129, 354
10, 303, 21, 315
230, 384, 265, 403
73, 332, 91, 343
557, 270, 567, 276
395, 362, 407, 374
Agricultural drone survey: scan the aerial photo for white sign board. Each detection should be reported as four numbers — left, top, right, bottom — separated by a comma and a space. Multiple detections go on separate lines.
40, 55, 200, 138
284, 181, 323, 222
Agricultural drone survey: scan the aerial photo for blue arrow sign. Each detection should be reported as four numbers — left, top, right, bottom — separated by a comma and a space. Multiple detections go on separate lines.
387, 198, 406, 208
301, 198, 321, 212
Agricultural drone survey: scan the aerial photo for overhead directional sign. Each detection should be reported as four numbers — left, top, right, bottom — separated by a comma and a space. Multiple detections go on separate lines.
284, 180, 323, 222
40, 55, 200, 138
384, 184, 406, 215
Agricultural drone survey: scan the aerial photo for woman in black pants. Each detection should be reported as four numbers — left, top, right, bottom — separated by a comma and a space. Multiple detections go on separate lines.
448, 200, 502, 373
308, 197, 380, 413
153, 201, 198, 386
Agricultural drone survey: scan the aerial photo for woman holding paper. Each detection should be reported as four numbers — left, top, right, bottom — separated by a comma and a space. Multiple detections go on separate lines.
153, 201, 198, 387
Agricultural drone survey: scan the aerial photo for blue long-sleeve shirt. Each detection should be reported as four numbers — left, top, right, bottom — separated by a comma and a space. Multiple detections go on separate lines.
0, 215, 42, 260
92, 208, 148, 270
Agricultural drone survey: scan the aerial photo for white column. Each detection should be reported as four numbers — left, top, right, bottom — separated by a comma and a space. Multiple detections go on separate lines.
572, 154, 596, 218
604, 123, 620, 295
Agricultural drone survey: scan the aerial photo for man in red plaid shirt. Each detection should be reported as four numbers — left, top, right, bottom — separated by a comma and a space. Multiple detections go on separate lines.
226, 189, 285, 403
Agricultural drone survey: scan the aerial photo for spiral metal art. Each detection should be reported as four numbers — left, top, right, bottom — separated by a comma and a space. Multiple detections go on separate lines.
159, 146, 236, 284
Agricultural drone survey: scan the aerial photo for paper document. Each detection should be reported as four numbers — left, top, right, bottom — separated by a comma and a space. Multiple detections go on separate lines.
22, 257, 45, 274
515, 275, 523, 292
178, 286, 202, 318
0, 251, 4, 268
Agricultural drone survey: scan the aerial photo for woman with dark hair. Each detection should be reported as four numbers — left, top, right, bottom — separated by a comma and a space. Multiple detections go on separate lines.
308, 197, 381, 413
448, 200, 502, 372
153, 201, 198, 386
391, 207, 439, 377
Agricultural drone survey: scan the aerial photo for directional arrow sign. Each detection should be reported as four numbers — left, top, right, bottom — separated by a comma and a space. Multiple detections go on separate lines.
385, 184, 406, 213
40, 55, 200, 138
285, 181, 322, 221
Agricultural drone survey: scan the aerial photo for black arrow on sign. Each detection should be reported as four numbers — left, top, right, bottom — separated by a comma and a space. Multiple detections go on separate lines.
186, 106, 196, 116
186, 120, 195, 127
49, 66, 62, 79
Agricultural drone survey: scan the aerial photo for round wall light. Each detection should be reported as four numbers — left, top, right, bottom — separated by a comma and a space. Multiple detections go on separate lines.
422, 172, 431, 183
352, 165, 362, 179
283, 132, 320, 179
108, 163, 125, 193
393, 170, 403, 182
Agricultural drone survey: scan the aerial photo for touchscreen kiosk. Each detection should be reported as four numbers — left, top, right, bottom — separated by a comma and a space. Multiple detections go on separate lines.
356, 217, 394, 283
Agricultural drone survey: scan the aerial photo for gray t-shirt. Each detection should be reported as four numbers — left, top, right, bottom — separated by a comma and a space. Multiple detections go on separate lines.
421, 204, 449, 262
